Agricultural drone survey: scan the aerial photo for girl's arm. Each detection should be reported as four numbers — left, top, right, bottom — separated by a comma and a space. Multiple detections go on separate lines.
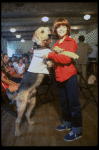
21, 67, 25, 75
53, 46, 79, 59
48, 52, 71, 64
10, 73, 23, 78
43, 39, 78, 64
43, 51, 72, 64
1, 76, 19, 86
16, 68, 19, 74
19, 67, 25, 76
53, 39, 77, 53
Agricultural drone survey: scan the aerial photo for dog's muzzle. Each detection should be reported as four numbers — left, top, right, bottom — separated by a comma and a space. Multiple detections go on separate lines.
43, 34, 52, 41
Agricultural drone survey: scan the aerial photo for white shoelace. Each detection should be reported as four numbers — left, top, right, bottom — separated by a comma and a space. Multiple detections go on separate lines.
61, 124, 65, 127
69, 131, 74, 136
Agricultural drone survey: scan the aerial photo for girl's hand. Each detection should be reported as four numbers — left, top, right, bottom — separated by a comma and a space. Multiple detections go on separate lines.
60, 51, 79, 59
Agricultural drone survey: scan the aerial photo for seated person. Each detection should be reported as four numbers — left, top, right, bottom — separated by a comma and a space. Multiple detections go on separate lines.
1, 59, 20, 93
12, 55, 18, 71
8, 60, 23, 79
2, 53, 9, 67
8, 59, 16, 74
29, 52, 33, 63
1, 71, 20, 93
1, 58, 23, 83
16, 57, 25, 76
23, 54, 30, 71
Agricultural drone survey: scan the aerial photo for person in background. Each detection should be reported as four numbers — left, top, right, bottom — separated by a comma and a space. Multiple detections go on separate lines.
27, 51, 30, 57
29, 52, 33, 63
1, 58, 20, 93
88, 44, 98, 59
23, 54, 30, 72
88, 44, 98, 74
16, 57, 25, 76
2, 53, 9, 67
8, 60, 23, 80
12, 55, 18, 72
1, 53, 3, 61
96, 44, 98, 62
75, 35, 93, 83
43, 18, 82, 142
8, 60, 16, 74
2, 54, 15, 77
1, 57, 20, 106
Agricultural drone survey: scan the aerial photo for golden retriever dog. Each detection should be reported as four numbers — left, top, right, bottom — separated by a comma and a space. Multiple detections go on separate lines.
6, 27, 79, 137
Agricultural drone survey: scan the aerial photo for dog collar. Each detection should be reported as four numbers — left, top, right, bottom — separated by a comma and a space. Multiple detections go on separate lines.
33, 42, 50, 50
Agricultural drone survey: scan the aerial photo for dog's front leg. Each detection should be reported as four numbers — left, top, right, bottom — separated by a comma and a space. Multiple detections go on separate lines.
25, 96, 36, 125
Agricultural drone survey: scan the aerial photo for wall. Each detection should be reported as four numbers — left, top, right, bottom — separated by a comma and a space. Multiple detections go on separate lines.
71, 30, 87, 43
7, 40, 33, 57
1, 38, 7, 54
86, 28, 98, 47
71, 28, 98, 47
7, 38, 57, 57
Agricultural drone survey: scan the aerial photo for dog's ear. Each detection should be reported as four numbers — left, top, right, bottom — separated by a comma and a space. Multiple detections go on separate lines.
32, 30, 39, 42
32, 30, 42, 45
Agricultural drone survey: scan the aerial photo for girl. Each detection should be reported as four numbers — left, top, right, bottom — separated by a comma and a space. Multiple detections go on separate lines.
1, 59, 20, 93
16, 57, 25, 76
43, 18, 82, 141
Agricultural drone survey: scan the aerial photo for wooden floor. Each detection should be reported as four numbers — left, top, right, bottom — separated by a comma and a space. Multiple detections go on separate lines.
1, 82, 98, 146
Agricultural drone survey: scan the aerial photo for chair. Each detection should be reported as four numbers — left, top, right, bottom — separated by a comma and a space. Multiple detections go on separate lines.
36, 73, 55, 104
88, 58, 97, 74
77, 70, 98, 110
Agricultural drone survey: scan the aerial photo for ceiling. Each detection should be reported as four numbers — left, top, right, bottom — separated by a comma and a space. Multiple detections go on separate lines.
1, 2, 98, 41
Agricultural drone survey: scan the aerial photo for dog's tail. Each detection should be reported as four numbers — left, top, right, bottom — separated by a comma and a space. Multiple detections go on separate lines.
6, 89, 18, 100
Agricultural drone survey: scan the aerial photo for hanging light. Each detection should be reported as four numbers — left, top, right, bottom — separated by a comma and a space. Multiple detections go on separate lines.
84, 14, 91, 20
41, 16, 49, 22
10, 28, 16, 33
16, 34, 21, 38
74, 26, 77, 29
21, 39, 25, 42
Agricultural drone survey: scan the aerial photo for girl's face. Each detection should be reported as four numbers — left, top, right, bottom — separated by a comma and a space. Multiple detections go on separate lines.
9, 62, 12, 67
56, 25, 67, 38
3, 55, 9, 63
19, 59, 23, 64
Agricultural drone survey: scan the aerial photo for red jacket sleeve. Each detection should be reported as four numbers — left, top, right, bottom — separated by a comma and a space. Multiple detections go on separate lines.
48, 52, 71, 64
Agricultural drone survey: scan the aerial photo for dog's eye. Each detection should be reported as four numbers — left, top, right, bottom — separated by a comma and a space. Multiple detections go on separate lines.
41, 30, 44, 33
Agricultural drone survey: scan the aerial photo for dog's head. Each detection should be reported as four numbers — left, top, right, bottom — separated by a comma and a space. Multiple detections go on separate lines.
32, 27, 52, 47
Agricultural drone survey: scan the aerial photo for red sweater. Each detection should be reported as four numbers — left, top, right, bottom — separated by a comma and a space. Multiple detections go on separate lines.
1, 71, 9, 93
48, 36, 77, 82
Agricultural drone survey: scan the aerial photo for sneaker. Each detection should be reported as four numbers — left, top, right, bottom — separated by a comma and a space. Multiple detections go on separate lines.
56, 124, 71, 131
64, 131, 82, 142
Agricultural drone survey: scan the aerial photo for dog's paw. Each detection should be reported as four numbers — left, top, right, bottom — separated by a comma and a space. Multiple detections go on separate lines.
46, 60, 53, 67
15, 131, 20, 137
29, 121, 35, 125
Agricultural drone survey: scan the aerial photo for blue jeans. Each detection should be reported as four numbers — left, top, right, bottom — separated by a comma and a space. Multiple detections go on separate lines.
57, 75, 82, 134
